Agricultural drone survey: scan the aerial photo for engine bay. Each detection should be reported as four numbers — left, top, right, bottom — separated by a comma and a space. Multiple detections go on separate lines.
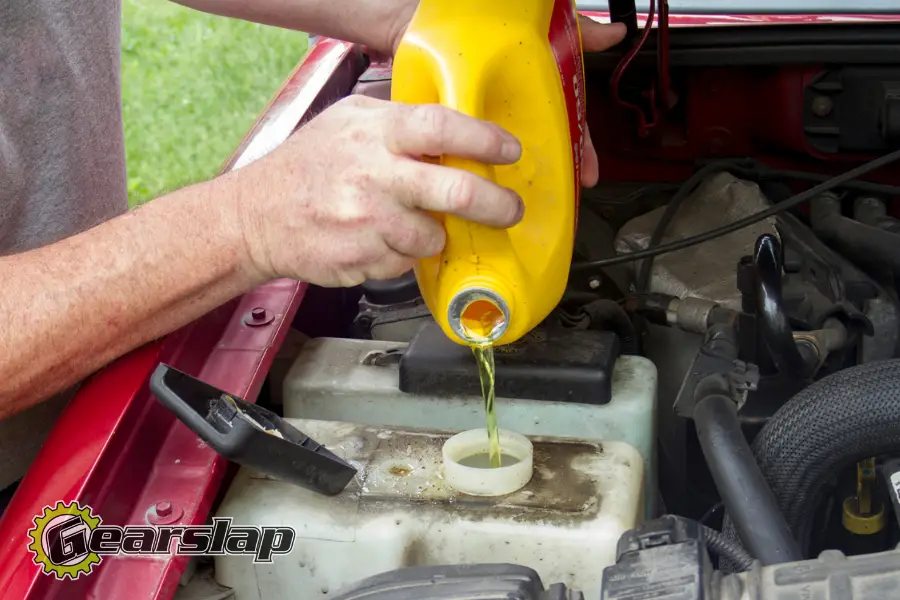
175, 19, 900, 600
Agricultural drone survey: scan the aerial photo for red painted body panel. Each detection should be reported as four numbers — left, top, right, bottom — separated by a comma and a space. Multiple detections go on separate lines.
0, 38, 363, 600
581, 10, 900, 26
3, 9, 900, 599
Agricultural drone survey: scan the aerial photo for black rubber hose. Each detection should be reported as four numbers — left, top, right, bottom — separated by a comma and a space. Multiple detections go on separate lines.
560, 299, 639, 354
724, 360, 900, 559
753, 234, 812, 379
693, 393, 803, 565
810, 192, 900, 276
580, 299, 638, 354
700, 525, 755, 572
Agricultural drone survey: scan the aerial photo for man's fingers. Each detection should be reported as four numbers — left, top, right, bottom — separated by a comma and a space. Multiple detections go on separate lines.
581, 126, 600, 188
382, 210, 447, 258
397, 161, 524, 228
386, 104, 522, 165
579, 18, 627, 52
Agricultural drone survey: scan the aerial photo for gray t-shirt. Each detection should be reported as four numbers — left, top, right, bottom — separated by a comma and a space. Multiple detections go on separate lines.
0, 0, 127, 487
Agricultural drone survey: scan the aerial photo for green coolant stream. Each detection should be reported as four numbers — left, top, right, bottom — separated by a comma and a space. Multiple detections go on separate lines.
472, 343, 502, 468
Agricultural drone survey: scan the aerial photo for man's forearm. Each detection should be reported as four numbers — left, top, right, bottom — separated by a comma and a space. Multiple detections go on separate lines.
0, 174, 261, 419
174, 0, 415, 55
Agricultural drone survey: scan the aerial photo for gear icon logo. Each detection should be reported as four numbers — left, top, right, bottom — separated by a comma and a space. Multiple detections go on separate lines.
28, 501, 103, 580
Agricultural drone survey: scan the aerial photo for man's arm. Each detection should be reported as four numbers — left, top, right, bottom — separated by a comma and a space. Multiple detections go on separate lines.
0, 96, 523, 419
0, 177, 257, 420
174, 0, 626, 187
174, 0, 416, 55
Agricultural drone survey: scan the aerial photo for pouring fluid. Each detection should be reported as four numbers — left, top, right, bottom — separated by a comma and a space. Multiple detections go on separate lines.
472, 343, 501, 468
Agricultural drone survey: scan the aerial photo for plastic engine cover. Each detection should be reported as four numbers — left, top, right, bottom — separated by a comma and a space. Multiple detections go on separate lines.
331, 564, 582, 600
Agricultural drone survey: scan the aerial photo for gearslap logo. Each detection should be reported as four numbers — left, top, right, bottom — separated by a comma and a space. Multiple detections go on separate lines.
28, 501, 295, 580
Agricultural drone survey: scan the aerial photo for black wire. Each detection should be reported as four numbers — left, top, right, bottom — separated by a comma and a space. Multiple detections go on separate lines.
701, 524, 755, 572
700, 501, 724, 525
571, 147, 900, 274
736, 165, 900, 197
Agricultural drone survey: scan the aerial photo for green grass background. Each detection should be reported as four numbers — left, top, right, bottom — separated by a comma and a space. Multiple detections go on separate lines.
122, 0, 308, 206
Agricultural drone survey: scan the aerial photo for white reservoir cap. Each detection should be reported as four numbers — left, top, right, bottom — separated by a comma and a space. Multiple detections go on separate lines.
442, 429, 533, 496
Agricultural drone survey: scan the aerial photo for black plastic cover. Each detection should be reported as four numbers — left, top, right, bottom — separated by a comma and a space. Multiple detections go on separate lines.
603, 516, 712, 600
881, 457, 900, 530
331, 564, 581, 600
398, 322, 620, 404
361, 270, 421, 305
149, 363, 357, 496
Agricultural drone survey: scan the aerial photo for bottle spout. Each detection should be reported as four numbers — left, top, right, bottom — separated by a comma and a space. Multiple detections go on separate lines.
448, 287, 510, 344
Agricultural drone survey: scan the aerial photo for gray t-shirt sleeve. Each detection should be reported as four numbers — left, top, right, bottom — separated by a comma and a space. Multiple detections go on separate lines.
0, 0, 128, 256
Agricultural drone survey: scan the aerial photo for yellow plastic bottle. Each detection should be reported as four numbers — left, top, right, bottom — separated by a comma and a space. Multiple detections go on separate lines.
391, 0, 586, 346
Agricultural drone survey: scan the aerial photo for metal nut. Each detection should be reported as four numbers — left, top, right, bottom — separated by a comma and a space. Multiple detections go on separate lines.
243, 307, 274, 327
811, 96, 834, 118
147, 501, 183, 525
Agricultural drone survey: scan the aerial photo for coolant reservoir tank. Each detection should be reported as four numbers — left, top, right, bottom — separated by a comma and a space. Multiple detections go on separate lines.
391, 0, 586, 345
214, 419, 644, 599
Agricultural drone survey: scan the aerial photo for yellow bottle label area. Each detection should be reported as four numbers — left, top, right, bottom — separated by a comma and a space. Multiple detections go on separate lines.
392, 0, 586, 347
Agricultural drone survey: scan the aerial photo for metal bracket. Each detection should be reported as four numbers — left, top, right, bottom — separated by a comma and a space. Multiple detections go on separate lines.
674, 328, 760, 417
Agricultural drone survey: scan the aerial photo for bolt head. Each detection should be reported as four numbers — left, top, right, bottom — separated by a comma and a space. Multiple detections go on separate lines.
811, 96, 834, 118
589, 278, 602, 289
155, 501, 172, 517
251, 307, 266, 320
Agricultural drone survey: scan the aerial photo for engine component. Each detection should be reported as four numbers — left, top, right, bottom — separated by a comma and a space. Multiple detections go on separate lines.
602, 515, 715, 600
854, 196, 900, 234
332, 564, 581, 600
723, 359, 900, 560
804, 67, 900, 154
881, 457, 900, 531
329, 517, 900, 600
280, 337, 658, 516
558, 299, 638, 355
355, 271, 433, 342
214, 418, 644, 600
752, 234, 816, 379
573, 147, 900, 272
841, 458, 887, 537
751, 211, 891, 367
615, 171, 778, 311
687, 325, 802, 566
603, 517, 900, 600
398, 322, 620, 405
810, 190, 900, 278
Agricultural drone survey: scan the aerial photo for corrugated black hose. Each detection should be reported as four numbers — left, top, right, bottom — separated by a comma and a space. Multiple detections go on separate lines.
722, 360, 900, 567
701, 524, 755, 572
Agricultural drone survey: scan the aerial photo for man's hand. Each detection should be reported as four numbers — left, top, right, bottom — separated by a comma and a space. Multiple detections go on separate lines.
229, 95, 525, 287
181, 0, 626, 187
385, 15, 626, 188
576, 17, 627, 187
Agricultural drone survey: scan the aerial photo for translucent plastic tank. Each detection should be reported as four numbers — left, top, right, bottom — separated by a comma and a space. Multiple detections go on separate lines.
214, 418, 644, 600
281, 337, 658, 515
